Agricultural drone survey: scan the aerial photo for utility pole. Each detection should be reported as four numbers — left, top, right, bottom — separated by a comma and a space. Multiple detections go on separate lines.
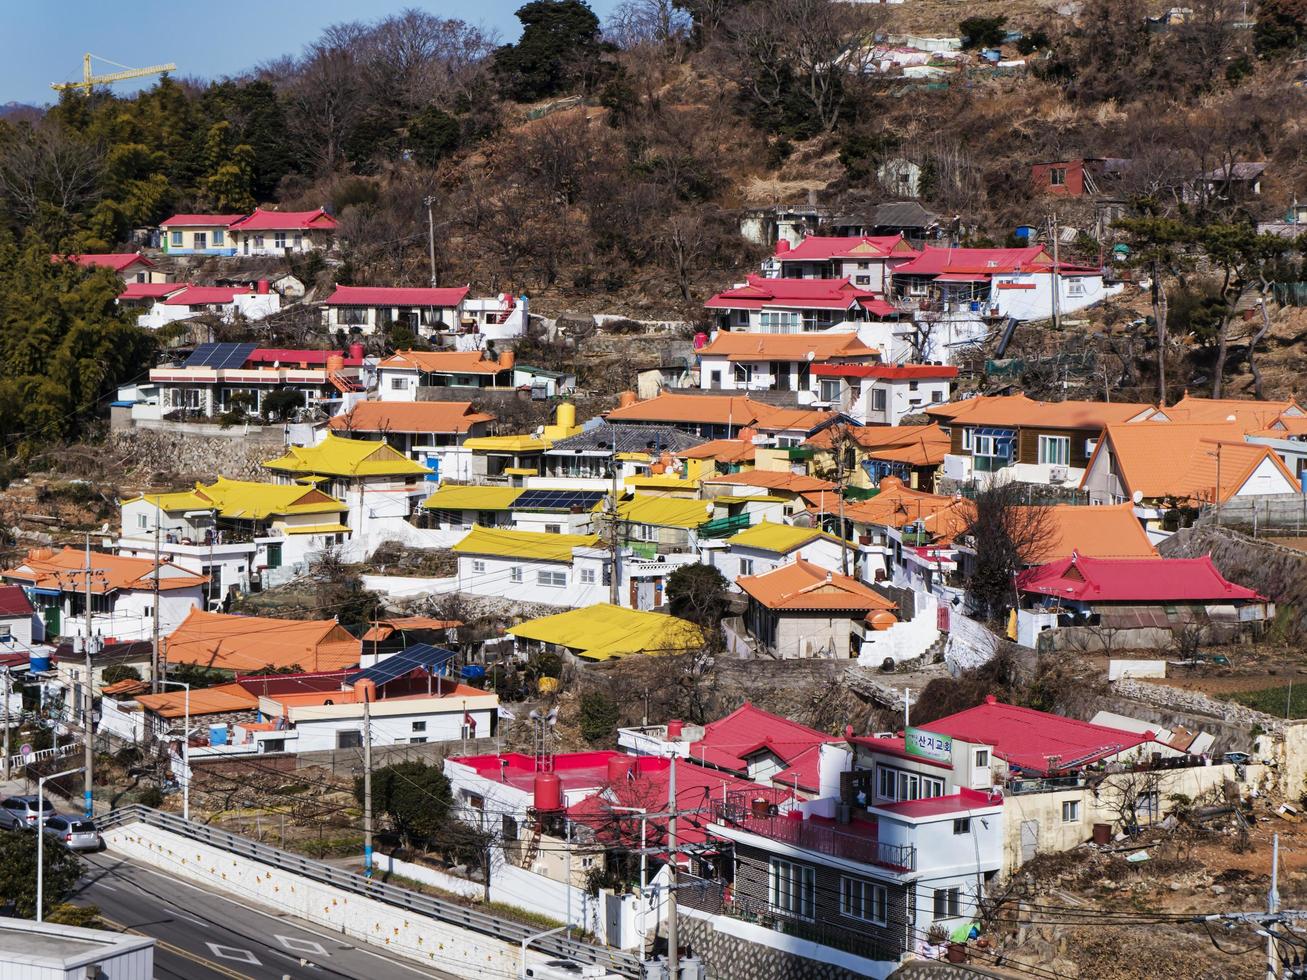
363, 687, 374, 878
608, 445, 621, 606
667, 760, 678, 979
151, 514, 161, 694
837, 433, 849, 577
1049, 213, 1061, 331
2, 667, 10, 782
82, 534, 96, 821
424, 195, 438, 287
902, 687, 914, 730
1268, 834, 1280, 980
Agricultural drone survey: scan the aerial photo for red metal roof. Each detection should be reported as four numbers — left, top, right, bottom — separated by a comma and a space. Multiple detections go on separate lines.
0, 585, 33, 618
687, 702, 832, 775
248, 348, 363, 367
810, 364, 959, 379
119, 282, 187, 301
705, 274, 883, 311
229, 208, 337, 231
921, 696, 1159, 775
324, 285, 470, 307
777, 235, 917, 262
1017, 553, 1264, 603
55, 252, 155, 272
871, 788, 1002, 819
161, 286, 243, 306
160, 213, 245, 227
893, 245, 1054, 276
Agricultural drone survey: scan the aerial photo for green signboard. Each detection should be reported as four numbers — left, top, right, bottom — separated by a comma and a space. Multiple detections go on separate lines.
904, 726, 952, 763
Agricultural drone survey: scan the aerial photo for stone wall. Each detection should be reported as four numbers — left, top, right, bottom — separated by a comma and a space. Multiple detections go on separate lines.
1111, 679, 1282, 733
109, 429, 281, 482
678, 907, 898, 980
887, 963, 1009, 980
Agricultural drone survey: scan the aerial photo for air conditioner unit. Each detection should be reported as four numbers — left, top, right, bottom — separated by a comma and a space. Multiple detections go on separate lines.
1049, 465, 1069, 482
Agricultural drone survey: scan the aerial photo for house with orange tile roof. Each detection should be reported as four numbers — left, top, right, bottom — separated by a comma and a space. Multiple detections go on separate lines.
605, 391, 817, 440
0, 546, 208, 645
803, 422, 951, 491
737, 557, 898, 660
1147, 392, 1304, 430
1081, 421, 1300, 535
327, 399, 496, 477
925, 395, 1155, 489
376, 349, 517, 398
163, 608, 360, 674
696, 331, 881, 407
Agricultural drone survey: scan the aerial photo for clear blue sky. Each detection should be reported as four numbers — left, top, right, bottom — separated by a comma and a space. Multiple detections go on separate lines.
1, 0, 620, 106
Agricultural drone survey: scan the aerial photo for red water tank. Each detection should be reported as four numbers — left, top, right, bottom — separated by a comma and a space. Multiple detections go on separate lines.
693, 332, 708, 350
607, 756, 634, 783
256, 279, 269, 294
533, 772, 562, 811
349, 342, 364, 360
667, 719, 684, 740
775, 239, 791, 255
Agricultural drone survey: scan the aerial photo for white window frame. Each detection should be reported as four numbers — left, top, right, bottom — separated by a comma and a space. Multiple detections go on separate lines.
962, 427, 974, 451
170, 230, 183, 246
472, 559, 486, 574
212, 229, 225, 245
739, 558, 754, 576
1038, 435, 1071, 466
580, 568, 596, 584
1050, 167, 1067, 186
1066, 277, 1085, 297
1061, 800, 1080, 823
510, 566, 522, 583
975, 749, 989, 768
769, 858, 815, 920
933, 887, 962, 920
274, 231, 288, 249
537, 570, 567, 588
839, 877, 887, 925
391, 377, 409, 390
876, 764, 945, 802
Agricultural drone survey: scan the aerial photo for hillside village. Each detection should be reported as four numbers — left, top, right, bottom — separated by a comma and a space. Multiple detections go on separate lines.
4, 1, 1307, 979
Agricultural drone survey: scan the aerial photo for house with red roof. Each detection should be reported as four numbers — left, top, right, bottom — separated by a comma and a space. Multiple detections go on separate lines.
129, 280, 281, 330
696, 331, 882, 407
54, 251, 160, 284
323, 285, 471, 338
767, 234, 919, 291
1015, 552, 1272, 648
159, 208, 336, 257
705, 274, 901, 336
0, 585, 37, 650
891, 244, 1121, 323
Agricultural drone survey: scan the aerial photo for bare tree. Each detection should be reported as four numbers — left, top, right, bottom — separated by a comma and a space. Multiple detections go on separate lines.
0, 123, 103, 222
606, 0, 692, 51
963, 485, 1056, 623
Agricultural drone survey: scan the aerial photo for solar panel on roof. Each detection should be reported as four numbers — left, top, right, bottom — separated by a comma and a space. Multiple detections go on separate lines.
347, 643, 455, 687
215, 342, 257, 369
514, 489, 606, 511
184, 343, 220, 368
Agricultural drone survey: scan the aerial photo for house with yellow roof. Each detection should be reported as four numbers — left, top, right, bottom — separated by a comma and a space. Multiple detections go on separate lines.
117, 477, 352, 600
605, 494, 715, 559
421, 483, 601, 545
263, 432, 430, 537
451, 525, 610, 606
507, 603, 704, 663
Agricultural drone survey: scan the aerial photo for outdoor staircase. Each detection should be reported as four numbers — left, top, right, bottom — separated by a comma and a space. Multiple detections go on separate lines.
522, 824, 543, 871
328, 371, 365, 394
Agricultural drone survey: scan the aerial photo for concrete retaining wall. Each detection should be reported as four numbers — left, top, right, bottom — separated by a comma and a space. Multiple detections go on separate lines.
104, 823, 545, 979
679, 905, 898, 980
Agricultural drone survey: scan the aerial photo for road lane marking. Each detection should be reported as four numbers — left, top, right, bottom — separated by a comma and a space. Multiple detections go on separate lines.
277, 935, 329, 956
206, 943, 262, 966
100, 917, 251, 979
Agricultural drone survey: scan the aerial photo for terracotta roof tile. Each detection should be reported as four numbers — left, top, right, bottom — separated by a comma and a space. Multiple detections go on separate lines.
327, 401, 495, 434
738, 557, 896, 611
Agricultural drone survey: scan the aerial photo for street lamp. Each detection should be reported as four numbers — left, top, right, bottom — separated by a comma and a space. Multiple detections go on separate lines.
158, 680, 191, 820
36, 764, 84, 923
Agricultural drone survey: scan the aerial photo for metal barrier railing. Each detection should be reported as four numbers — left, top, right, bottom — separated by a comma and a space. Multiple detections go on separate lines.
100, 804, 642, 977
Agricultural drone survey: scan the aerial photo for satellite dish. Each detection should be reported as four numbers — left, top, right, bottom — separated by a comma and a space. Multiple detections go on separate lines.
1131, 490, 1144, 504
546, 707, 559, 726
528, 709, 542, 722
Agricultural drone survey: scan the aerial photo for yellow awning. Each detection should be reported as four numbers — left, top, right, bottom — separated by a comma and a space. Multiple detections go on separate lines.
283, 523, 351, 535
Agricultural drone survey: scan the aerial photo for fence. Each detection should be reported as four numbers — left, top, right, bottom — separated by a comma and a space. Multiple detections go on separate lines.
98, 804, 642, 976
1204, 493, 1307, 538
4, 740, 79, 776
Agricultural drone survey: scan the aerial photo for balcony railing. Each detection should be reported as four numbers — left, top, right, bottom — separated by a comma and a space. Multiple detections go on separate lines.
715, 802, 915, 872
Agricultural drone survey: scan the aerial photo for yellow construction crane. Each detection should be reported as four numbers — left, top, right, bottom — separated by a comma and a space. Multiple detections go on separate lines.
51, 53, 177, 95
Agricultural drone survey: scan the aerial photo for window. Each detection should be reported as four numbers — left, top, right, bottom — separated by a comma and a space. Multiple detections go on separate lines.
274, 232, 288, 248
472, 560, 486, 574
337, 730, 363, 749
340, 307, 369, 326
708, 370, 722, 389
253, 235, 265, 248
412, 721, 426, 732
962, 427, 974, 450
1066, 277, 1085, 297
733, 363, 752, 385
391, 377, 409, 390
876, 764, 945, 802
1050, 167, 1067, 186
953, 817, 971, 835
1038, 435, 1070, 466
193, 232, 207, 250
510, 566, 523, 583
739, 558, 754, 576
871, 387, 887, 412
933, 887, 962, 920
1085, 438, 1098, 458
769, 859, 815, 920
293, 234, 303, 248
931, 390, 944, 403
544, 524, 561, 534
907, 279, 927, 296
855, 275, 871, 285
213, 229, 225, 245
840, 877, 887, 924
538, 570, 567, 587
1061, 800, 1080, 823
975, 749, 989, 768
411, 737, 427, 744
580, 568, 596, 584
170, 230, 183, 246
138, 514, 148, 529
819, 379, 842, 403
909, 380, 920, 391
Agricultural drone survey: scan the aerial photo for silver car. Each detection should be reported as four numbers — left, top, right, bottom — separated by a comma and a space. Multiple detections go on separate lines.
43, 815, 101, 851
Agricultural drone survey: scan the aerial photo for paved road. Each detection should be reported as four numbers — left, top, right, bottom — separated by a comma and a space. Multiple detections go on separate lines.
71, 851, 460, 980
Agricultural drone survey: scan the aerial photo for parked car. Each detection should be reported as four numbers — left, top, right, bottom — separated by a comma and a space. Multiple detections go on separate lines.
0, 795, 55, 830
42, 815, 101, 852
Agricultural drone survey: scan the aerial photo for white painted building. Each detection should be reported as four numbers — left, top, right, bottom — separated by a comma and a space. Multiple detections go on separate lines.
810, 364, 957, 424
130, 283, 282, 330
